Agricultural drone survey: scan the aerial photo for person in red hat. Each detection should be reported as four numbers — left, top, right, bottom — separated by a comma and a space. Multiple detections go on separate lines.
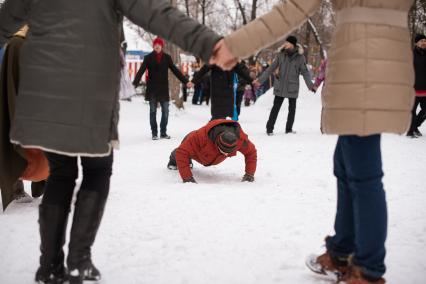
167, 119, 257, 183
133, 37, 190, 140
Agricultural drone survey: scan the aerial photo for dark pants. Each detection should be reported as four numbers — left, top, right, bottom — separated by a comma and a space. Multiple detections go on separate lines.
201, 88, 210, 105
192, 87, 202, 105
182, 86, 188, 102
266, 96, 297, 133
150, 99, 169, 136
42, 152, 113, 207
409, 96, 426, 132
326, 135, 387, 280
236, 91, 244, 115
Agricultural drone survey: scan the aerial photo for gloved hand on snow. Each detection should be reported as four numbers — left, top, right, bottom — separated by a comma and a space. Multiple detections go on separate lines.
183, 177, 197, 183
241, 173, 255, 182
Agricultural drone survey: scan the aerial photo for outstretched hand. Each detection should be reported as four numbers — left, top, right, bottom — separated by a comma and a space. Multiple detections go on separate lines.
209, 39, 238, 71
252, 79, 261, 88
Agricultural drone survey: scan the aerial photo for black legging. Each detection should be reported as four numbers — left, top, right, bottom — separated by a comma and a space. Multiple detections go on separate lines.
409, 97, 426, 132
266, 96, 297, 133
42, 152, 113, 207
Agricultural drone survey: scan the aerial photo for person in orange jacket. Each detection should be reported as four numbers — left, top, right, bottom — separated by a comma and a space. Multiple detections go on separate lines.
167, 119, 257, 183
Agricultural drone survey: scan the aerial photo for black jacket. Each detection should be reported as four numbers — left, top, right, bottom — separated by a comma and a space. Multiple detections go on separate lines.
192, 63, 252, 119
414, 47, 426, 91
133, 52, 188, 102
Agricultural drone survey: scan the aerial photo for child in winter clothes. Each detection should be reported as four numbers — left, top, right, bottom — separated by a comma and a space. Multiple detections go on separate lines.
167, 119, 257, 183
223, 0, 414, 283
243, 84, 256, 106
191, 62, 253, 120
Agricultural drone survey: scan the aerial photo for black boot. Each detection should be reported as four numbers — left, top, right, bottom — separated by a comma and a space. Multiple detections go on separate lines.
35, 204, 69, 284
32, 180, 46, 198
67, 191, 108, 284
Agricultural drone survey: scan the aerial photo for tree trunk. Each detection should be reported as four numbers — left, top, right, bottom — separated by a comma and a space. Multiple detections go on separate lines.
307, 18, 327, 59
236, 0, 248, 25
250, 0, 258, 21
184, 0, 190, 16
167, 0, 184, 109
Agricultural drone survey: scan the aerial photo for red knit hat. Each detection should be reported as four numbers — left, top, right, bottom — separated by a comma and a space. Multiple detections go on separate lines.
153, 37, 165, 48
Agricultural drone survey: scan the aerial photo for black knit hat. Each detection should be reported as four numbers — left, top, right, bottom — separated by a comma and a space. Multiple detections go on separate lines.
286, 35, 298, 46
415, 34, 426, 43
216, 131, 238, 154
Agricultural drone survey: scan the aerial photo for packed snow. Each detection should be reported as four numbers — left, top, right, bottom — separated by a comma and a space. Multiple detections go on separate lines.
1, 83, 425, 284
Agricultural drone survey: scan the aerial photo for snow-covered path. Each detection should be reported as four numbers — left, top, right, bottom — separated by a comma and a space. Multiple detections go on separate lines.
1, 86, 425, 284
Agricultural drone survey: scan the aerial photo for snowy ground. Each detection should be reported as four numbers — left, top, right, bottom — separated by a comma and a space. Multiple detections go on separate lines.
1, 84, 425, 284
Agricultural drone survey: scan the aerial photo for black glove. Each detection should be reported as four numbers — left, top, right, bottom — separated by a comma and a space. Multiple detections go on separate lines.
183, 177, 197, 183
241, 173, 255, 182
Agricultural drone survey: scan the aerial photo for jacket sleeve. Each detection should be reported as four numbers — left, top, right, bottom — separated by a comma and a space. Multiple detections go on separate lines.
299, 57, 314, 90
191, 64, 211, 85
239, 138, 257, 176
117, 0, 222, 63
175, 134, 197, 181
314, 60, 327, 88
132, 59, 147, 87
224, 0, 321, 59
0, 0, 30, 46
235, 63, 253, 84
168, 55, 188, 84
258, 57, 279, 85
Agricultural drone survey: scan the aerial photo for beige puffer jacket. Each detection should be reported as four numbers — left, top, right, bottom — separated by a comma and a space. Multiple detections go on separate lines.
225, 0, 415, 136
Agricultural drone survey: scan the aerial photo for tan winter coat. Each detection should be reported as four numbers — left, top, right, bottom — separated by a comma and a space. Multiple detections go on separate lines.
224, 0, 415, 136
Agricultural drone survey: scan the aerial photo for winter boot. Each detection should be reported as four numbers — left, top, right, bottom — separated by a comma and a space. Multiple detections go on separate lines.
413, 128, 423, 137
32, 181, 46, 198
167, 161, 177, 170
338, 265, 385, 284
406, 131, 418, 138
35, 204, 69, 283
306, 251, 349, 280
67, 190, 107, 284
152, 135, 159, 140
160, 133, 171, 139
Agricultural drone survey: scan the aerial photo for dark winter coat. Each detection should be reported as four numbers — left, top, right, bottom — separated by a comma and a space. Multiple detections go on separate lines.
414, 47, 426, 92
192, 63, 252, 119
175, 119, 257, 181
0, 0, 221, 156
132, 51, 188, 102
0, 35, 49, 211
258, 47, 313, 99
0, 36, 27, 210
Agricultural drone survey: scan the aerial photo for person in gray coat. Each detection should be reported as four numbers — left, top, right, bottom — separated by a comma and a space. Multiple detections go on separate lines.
255, 36, 314, 135
0, 0, 232, 283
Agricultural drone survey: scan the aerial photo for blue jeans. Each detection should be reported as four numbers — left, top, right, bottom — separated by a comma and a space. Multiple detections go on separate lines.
326, 135, 387, 280
149, 100, 169, 136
